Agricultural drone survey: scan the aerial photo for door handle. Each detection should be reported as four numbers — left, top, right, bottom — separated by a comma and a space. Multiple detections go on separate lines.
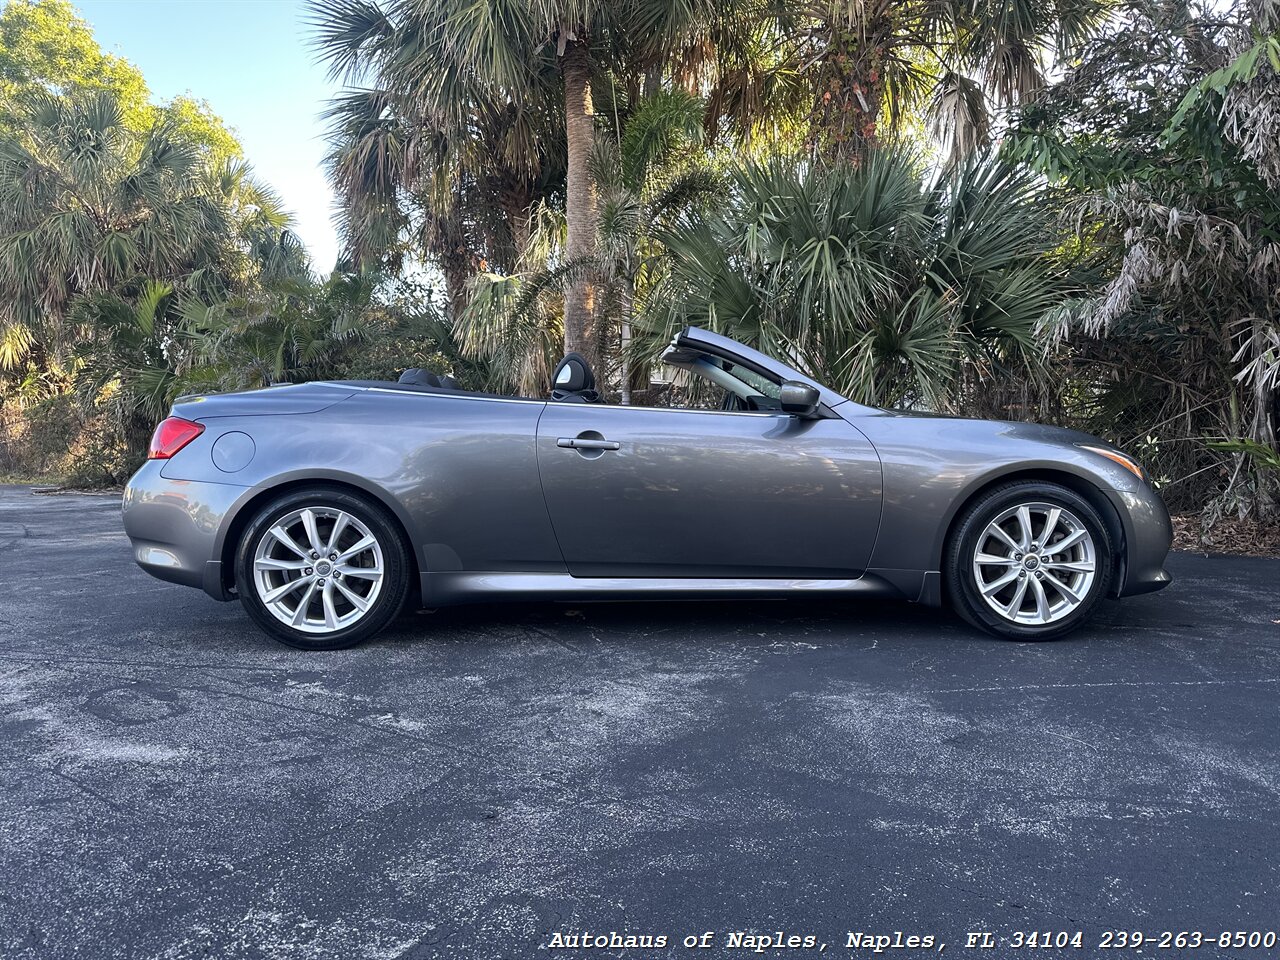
557, 437, 620, 451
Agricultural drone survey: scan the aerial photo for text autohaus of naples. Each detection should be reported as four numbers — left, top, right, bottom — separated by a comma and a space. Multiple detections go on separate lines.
545, 930, 941, 950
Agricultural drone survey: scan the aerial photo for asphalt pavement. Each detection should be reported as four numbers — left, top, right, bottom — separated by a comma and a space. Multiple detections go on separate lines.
1, 485, 1278, 959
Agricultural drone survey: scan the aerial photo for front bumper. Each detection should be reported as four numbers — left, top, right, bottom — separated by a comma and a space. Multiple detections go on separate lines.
122, 461, 245, 600
1115, 484, 1174, 597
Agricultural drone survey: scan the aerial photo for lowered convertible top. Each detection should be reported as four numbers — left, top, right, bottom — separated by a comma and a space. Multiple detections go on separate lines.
172, 382, 358, 420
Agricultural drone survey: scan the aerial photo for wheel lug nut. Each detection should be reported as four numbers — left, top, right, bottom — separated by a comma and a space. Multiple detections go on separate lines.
333, 571, 342, 579
1035, 571, 1044, 579
1014, 554, 1022, 561
305, 567, 313, 575
329, 553, 337, 561
317, 578, 326, 587
310, 551, 318, 559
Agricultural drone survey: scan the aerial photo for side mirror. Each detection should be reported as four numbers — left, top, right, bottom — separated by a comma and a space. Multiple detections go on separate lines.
779, 380, 820, 418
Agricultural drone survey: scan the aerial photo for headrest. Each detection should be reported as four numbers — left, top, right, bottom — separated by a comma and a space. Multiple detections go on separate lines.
439, 374, 460, 390
552, 352, 595, 394
399, 368, 441, 388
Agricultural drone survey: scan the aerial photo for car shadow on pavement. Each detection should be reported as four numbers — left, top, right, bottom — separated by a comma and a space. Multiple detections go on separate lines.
360, 551, 1257, 657
380, 595, 1119, 650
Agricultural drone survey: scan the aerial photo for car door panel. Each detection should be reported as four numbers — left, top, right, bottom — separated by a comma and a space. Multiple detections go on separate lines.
536, 404, 882, 577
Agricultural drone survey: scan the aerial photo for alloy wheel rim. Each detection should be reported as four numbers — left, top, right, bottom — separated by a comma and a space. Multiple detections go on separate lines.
252, 507, 384, 634
971, 501, 1097, 626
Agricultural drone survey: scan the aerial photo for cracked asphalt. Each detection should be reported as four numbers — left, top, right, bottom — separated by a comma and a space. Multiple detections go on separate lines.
2, 485, 1279, 959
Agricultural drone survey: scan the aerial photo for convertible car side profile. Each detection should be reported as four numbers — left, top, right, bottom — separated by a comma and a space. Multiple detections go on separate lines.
122, 326, 1172, 650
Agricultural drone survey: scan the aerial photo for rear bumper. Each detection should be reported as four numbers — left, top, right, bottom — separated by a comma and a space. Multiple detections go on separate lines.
122, 461, 244, 600
1115, 486, 1174, 598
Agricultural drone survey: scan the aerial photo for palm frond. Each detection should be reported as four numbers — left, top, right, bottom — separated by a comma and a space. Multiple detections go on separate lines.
305, 0, 395, 81
642, 149, 1070, 407
619, 89, 706, 185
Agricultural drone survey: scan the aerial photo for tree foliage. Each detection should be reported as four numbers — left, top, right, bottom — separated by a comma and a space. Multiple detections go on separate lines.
455, 87, 724, 397
726, 0, 1112, 164
0, 90, 300, 355
0, 85, 311, 479
0, 2, 475, 484
641, 150, 1076, 409
0, 0, 148, 115
1008, 0, 1280, 514
0, 0, 241, 161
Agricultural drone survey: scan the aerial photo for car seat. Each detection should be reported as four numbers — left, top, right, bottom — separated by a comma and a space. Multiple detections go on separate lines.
399, 369, 465, 391
399, 368, 441, 388
550, 352, 600, 403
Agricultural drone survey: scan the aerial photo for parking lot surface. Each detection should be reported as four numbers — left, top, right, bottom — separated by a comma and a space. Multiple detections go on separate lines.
1, 485, 1278, 959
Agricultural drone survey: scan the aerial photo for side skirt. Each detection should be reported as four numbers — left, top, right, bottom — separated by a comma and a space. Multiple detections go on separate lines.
420, 570, 922, 607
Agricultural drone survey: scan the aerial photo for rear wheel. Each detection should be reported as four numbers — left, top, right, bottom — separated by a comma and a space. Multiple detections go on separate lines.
945, 481, 1114, 640
235, 487, 411, 650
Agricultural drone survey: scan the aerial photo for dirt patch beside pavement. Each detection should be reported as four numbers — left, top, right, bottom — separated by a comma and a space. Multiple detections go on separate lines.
1173, 513, 1280, 558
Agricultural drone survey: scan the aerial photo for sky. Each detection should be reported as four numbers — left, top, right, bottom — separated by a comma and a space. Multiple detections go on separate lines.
77, 0, 343, 271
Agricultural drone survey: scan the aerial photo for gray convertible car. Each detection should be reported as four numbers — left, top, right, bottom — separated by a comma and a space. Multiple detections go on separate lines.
123, 326, 1172, 650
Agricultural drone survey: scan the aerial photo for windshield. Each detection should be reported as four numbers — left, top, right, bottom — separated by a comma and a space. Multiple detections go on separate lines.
715, 359, 782, 399
651, 351, 786, 411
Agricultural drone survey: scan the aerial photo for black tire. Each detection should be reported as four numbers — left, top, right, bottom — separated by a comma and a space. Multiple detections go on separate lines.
944, 481, 1114, 641
235, 486, 412, 650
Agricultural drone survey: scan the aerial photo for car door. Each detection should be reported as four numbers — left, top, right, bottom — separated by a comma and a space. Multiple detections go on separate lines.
536, 403, 882, 578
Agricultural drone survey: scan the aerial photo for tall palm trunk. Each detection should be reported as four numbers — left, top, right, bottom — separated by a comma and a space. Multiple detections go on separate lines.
498, 183, 535, 269
810, 24, 887, 163
561, 38, 600, 377
422, 209, 473, 321
619, 276, 634, 405
441, 254, 471, 321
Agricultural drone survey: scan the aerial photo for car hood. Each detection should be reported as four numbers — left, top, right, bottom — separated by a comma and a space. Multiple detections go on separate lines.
852, 409, 1145, 492
871, 408, 1117, 449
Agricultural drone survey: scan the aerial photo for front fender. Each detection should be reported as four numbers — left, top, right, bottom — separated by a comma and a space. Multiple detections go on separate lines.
851, 414, 1157, 581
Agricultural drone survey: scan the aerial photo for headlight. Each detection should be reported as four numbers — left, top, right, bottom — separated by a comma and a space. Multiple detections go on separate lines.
1078, 444, 1145, 481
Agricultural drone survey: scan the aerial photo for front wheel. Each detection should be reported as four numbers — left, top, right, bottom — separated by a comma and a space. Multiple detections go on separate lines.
235, 487, 412, 650
945, 481, 1114, 640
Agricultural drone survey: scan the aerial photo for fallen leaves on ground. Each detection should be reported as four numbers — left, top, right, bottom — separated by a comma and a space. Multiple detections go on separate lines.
1172, 514, 1280, 558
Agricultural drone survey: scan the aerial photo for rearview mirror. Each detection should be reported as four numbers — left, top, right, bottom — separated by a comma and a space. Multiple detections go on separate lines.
779, 380, 820, 418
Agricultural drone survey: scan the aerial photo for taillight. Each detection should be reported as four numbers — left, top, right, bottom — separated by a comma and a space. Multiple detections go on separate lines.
148, 417, 204, 459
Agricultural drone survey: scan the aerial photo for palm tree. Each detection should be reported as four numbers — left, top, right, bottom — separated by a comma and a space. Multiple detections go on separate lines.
640, 149, 1077, 409
720, 0, 1110, 163
419, 0, 721, 373
185, 266, 483, 394
70, 281, 202, 457
310, 0, 718, 373
313, 0, 565, 315
456, 87, 723, 399
558, 22, 598, 370
592, 90, 723, 400
312, 0, 558, 311
0, 89, 300, 369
